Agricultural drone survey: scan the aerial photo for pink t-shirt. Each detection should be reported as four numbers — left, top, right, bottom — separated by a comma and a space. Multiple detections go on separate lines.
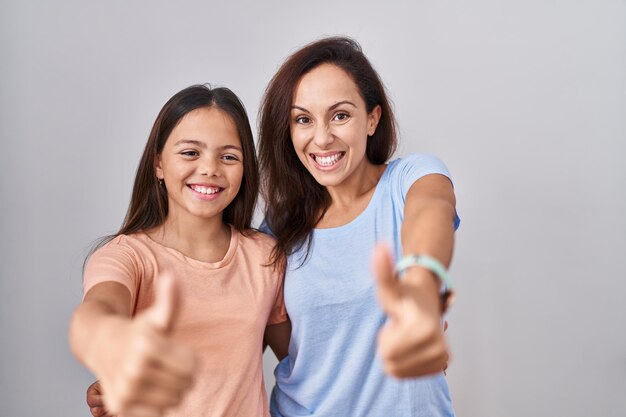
83, 228, 287, 417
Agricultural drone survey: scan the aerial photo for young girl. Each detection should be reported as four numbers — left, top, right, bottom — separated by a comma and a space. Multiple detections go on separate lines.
69, 85, 289, 417
258, 37, 459, 416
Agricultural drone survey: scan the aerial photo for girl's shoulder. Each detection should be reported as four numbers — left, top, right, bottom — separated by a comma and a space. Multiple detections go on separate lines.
236, 228, 276, 252
89, 232, 154, 262
98, 232, 148, 250
234, 229, 281, 272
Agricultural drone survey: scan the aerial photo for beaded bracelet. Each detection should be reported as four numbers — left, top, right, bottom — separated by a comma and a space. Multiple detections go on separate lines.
395, 254, 455, 313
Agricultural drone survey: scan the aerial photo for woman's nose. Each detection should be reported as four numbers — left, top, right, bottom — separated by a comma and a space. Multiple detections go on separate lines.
313, 123, 335, 149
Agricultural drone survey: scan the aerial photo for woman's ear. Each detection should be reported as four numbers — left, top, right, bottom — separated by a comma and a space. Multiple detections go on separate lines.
155, 155, 164, 181
367, 105, 382, 137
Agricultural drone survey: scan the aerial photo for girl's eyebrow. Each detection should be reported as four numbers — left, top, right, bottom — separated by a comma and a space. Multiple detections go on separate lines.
291, 100, 358, 113
220, 144, 243, 152
173, 140, 242, 153
174, 139, 206, 148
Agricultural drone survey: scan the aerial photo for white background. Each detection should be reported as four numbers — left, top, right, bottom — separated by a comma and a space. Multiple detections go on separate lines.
1, 1, 625, 416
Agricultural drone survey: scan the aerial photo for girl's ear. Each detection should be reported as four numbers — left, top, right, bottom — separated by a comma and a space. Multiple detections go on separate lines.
367, 105, 382, 137
155, 154, 164, 181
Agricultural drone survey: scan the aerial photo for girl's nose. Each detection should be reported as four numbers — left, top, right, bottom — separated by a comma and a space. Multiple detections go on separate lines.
199, 156, 221, 177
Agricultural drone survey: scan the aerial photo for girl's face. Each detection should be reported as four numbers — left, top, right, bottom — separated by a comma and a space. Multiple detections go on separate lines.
156, 107, 244, 224
290, 63, 381, 189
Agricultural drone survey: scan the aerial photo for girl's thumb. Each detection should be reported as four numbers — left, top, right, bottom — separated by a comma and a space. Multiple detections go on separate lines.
142, 273, 179, 333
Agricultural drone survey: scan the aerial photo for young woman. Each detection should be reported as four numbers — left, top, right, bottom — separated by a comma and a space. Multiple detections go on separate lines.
69, 85, 289, 417
258, 37, 459, 416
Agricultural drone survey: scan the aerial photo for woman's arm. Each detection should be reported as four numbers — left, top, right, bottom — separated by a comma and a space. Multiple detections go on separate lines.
374, 173, 456, 378
69, 276, 196, 416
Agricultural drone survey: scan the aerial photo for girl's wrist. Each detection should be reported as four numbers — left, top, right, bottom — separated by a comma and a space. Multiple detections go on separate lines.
83, 314, 127, 373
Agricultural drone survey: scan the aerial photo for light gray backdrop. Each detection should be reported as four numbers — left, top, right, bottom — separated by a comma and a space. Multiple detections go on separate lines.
1, 1, 625, 416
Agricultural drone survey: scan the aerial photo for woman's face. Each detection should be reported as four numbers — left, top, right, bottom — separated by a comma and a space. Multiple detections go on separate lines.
290, 63, 380, 189
155, 106, 244, 225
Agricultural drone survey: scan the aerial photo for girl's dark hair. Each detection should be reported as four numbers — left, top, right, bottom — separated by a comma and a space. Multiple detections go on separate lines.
259, 36, 397, 266
93, 84, 258, 253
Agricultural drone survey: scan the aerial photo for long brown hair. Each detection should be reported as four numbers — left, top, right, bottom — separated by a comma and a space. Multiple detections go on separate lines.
259, 37, 397, 266
92, 85, 258, 254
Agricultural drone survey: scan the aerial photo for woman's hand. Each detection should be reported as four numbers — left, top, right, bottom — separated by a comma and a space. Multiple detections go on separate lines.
86, 276, 196, 417
372, 244, 449, 378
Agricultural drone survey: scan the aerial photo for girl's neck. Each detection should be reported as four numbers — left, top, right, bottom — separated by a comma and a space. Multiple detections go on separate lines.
147, 215, 232, 263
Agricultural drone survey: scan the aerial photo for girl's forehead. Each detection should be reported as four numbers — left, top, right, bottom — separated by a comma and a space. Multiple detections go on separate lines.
167, 107, 241, 148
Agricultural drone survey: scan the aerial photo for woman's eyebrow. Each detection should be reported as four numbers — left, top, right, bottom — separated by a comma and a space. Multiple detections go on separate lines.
291, 100, 358, 113
291, 105, 309, 113
328, 100, 357, 111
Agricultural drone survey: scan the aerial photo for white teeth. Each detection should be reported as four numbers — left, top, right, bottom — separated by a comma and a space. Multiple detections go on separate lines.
315, 153, 342, 166
190, 185, 220, 194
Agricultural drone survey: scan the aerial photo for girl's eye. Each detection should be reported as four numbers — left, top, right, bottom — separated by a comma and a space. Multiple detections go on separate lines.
333, 112, 350, 122
295, 116, 311, 125
180, 150, 199, 157
222, 154, 241, 162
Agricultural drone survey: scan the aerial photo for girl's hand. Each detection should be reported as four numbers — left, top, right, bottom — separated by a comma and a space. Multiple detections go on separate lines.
372, 244, 449, 378
86, 381, 115, 417
88, 276, 196, 417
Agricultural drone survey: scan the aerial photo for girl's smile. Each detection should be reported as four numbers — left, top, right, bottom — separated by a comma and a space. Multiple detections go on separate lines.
188, 183, 225, 201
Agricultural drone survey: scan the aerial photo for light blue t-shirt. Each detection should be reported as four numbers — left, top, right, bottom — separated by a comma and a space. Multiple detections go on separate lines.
268, 154, 459, 417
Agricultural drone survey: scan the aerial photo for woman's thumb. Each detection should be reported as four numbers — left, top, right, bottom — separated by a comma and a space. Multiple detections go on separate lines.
372, 243, 402, 315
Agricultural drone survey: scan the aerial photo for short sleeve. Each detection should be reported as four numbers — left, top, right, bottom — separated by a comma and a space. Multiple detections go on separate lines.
83, 238, 141, 307
267, 269, 287, 325
389, 153, 460, 230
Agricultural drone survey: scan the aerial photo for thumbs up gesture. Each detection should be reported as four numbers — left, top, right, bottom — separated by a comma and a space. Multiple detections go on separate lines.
372, 244, 449, 378
92, 274, 196, 417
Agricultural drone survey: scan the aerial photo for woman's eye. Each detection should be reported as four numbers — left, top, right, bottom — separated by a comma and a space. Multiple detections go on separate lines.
295, 116, 311, 124
181, 150, 199, 157
333, 112, 350, 122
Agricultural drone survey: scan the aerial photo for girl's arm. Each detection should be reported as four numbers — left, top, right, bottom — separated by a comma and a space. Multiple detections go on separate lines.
263, 319, 292, 361
373, 173, 456, 378
69, 276, 196, 416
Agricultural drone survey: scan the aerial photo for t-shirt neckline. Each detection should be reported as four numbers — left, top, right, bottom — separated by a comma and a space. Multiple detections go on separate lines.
139, 224, 239, 269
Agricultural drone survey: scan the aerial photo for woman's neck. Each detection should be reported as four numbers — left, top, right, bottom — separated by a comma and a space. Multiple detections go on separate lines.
325, 162, 386, 209
316, 162, 386, 229
147, 215, 232, 263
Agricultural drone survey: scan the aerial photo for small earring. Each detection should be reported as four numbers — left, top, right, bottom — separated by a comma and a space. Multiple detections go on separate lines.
158, 178, 164, 185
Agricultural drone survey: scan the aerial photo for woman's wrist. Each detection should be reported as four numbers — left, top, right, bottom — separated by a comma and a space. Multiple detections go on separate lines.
395, 254, 455, 314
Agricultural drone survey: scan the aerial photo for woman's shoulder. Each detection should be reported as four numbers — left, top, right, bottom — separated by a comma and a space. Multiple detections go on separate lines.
385, 152, 451, 183
387, 153, 447, 172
